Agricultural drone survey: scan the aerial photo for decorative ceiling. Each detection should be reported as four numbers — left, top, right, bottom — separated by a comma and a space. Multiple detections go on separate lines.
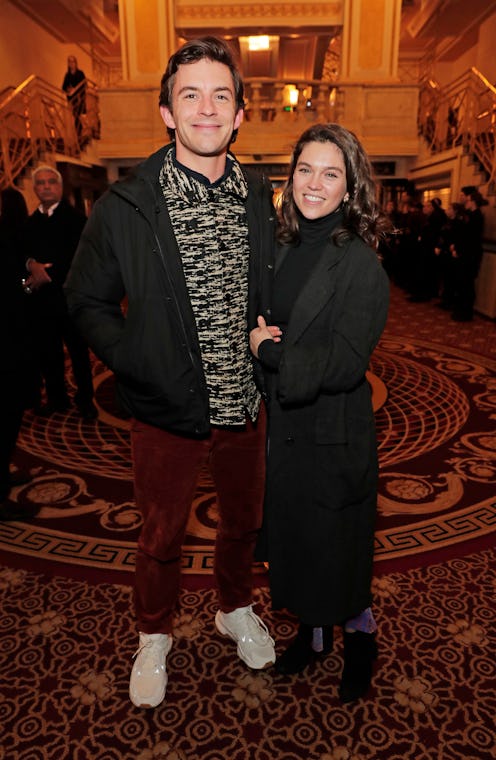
9, 0, 496, 75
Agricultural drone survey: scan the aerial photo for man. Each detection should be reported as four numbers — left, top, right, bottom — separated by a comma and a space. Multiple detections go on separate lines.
24, 166, 97, 419
65, 37, 276, 709
451, 188, 486, 321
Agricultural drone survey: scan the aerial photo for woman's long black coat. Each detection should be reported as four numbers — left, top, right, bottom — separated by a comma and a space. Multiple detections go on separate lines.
257, 235, 390, 625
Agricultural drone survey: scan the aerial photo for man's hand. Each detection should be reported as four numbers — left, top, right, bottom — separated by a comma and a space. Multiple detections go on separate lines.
249, 315, 282, 358
26, 260, 53, 290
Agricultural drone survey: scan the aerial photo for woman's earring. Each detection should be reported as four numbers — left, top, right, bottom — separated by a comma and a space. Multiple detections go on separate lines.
343, 193, 350, 203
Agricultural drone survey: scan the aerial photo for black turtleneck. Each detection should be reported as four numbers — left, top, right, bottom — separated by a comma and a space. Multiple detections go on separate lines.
258, 209, 343, 370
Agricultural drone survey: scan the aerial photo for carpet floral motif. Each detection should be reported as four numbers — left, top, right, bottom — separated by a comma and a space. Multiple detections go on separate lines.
1, 549, 495, 760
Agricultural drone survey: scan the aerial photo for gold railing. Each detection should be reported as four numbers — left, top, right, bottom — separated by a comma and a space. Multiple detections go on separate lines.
0, 74, 100, 190
418, 67, 496, 185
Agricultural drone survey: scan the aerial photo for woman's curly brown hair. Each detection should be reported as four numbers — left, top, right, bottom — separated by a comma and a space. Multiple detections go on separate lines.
278, 123, 391, 249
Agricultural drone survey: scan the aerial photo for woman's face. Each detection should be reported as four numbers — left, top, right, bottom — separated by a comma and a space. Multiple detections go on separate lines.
292, 140, 348, 220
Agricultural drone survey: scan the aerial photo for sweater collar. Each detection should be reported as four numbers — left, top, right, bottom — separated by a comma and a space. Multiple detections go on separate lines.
160, 146, 248, 204
297, 208, 343, 244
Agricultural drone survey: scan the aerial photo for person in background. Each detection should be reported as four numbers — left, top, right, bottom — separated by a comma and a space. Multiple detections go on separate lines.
0, 188, 39, 520
379, 199, 402, 280
434, 201, 466, 311
250, 123, 390, 703
395, 197, 425, 292
62, 55, 86, 142
65, 36, 276, 710
24, 165, 97, 420
408, 197, 447, 303
459, 185, 476, 206
451, 188, 487, 321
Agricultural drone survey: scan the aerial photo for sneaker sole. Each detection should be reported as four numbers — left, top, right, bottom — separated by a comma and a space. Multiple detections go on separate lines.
129, 682, 167, 709
130, 700, 162, 709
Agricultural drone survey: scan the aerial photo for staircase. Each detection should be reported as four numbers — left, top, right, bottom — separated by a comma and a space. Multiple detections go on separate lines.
0, 74, 100, 191
418, 66, 496, 193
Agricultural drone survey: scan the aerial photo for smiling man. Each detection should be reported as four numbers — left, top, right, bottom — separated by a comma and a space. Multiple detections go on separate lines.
65, 37, 276, 708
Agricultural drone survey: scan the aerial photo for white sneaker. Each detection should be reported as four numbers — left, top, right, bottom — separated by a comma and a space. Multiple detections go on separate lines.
215, 605, 275, 670
129, 632, 173, 708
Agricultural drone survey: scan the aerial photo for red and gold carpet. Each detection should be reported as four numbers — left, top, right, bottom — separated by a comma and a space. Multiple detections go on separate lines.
1, 284, 496, 759
1, 549, 495, 759
1, 285, 495, 582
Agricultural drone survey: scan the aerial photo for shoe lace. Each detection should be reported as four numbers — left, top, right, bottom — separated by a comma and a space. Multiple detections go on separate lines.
245, 607, 275, 645
132, 637, 164, 672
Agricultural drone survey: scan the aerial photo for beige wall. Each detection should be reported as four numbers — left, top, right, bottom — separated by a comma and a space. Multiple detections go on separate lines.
0, 1, 92, 92
475, 14, 496, 80
432, 14, 496, 86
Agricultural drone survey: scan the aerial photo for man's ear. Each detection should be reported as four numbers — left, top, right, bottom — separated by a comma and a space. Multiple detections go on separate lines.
234, 108, 244, 130
160, 105, 175, 130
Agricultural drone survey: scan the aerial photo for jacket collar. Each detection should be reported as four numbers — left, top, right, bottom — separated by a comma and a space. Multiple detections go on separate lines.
110, 143, 267, 210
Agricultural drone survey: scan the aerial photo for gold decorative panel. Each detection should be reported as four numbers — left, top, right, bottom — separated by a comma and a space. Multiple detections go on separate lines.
175, 2, 343, 28
358, 0, 385, 71
134, 0, 160, 73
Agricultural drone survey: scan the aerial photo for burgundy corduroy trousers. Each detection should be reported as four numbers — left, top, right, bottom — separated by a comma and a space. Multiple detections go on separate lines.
130, 406, 266, 634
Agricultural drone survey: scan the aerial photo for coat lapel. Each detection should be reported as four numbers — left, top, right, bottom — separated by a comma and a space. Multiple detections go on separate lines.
283, 241, 348, 344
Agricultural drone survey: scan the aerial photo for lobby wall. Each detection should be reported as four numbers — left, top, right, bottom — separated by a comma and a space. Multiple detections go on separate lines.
0, 1, 92, 92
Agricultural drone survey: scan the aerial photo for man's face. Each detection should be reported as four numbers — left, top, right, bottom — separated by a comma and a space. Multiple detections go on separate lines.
34, 170, 63, 207
160, 58, 243, 167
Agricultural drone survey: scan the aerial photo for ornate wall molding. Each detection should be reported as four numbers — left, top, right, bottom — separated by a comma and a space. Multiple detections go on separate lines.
175, 2, 343, 27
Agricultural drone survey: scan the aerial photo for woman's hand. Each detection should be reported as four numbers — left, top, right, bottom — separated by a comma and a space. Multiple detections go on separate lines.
250, 315, 282, 358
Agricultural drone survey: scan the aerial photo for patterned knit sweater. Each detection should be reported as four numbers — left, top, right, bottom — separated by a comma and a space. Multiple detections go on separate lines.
159, 149, 260, 426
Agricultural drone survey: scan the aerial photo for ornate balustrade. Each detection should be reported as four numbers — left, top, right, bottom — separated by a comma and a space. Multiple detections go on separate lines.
418, 67, 496, 185
0, 75, 100, 190
97, 76, 418, 162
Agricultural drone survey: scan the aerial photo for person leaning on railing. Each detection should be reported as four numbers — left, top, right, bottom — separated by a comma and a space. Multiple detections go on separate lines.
62, 55, 86, 141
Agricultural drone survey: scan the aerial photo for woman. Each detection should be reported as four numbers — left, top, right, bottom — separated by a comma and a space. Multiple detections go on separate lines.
250, 123, 390, 702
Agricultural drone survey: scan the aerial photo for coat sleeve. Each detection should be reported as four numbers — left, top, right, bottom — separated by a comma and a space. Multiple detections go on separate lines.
64, 197, 127, 370
277, 250, 389, 405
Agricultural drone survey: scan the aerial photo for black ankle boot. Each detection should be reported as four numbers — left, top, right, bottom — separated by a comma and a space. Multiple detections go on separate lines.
339, 630, 378, 703
276, 623, 333, 675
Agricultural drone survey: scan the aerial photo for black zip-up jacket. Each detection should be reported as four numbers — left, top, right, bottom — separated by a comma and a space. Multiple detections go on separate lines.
65, 144, 275, 436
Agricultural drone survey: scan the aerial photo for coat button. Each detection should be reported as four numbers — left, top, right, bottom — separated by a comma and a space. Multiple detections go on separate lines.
286, 436, 294, 445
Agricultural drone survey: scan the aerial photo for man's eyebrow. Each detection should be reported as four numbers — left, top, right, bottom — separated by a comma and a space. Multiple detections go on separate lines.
176, 85, 233, 95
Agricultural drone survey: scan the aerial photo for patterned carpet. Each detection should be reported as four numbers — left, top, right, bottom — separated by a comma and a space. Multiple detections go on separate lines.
1, 284, 495, 582
1, 284, 496, 759
1, 548, 495, 759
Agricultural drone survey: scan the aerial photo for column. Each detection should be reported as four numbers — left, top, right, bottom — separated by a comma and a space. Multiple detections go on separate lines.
341, 0, 402, 82
119, 0, 176, 85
